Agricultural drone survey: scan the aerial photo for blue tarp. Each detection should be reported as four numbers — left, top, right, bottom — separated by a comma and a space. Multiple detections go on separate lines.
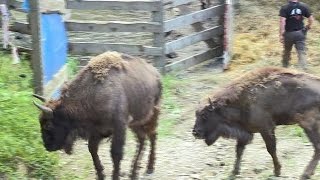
22, 0, 68, 84
41, 14, 68, 84
22, 0, 30, 12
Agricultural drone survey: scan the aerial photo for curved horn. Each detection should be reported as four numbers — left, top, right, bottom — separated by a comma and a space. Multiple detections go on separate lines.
33, 94, 47, 102
33, 101, 53, 116
208, 98, 214, 106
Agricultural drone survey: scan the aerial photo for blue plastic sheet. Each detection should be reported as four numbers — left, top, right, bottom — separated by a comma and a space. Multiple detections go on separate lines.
41, 13, 68, 84
22, 0, 30, 12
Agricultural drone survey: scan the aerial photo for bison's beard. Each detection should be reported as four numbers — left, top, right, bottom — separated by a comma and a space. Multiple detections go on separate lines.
63, 132, 77, 155
204, 131, 219, 146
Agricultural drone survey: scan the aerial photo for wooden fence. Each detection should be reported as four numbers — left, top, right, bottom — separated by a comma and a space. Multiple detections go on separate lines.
65, 0, 225, 72
2, 0, 232, 94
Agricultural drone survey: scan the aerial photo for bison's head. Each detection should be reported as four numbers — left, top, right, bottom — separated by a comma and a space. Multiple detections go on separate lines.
33, 94, 74, 154
192, 99, 223, 146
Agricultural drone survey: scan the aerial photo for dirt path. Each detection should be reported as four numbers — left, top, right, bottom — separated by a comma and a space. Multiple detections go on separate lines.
58, 0, 320, 179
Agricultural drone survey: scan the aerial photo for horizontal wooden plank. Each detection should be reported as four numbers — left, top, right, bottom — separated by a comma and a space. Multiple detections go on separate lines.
165, 47, 223, 72
6, 0, 22, 8
66, 20, 161, 33
164, 4, 224, 32
165, 26, 223, 54
4, 0, 25, 12
164, 0, 194, 9
9, 22, 30, 34
66, 0, 162, 11
68, 42, 163, 56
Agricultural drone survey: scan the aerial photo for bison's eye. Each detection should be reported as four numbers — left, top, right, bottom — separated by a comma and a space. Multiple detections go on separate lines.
42, 121, 53, 130
200, 112, 208, 121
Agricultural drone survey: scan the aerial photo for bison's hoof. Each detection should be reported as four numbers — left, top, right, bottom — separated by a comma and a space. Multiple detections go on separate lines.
274, 169, 281, 177
232, 169, 240, 175
146, 168, 154, 174
300, 174, 311, 180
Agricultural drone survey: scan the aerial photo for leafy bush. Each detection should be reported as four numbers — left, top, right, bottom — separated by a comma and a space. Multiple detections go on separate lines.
0, 52, 59, 178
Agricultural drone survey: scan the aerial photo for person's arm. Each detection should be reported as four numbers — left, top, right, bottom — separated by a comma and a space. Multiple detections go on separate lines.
306, 15, 314, 30
279, 17, 286, 43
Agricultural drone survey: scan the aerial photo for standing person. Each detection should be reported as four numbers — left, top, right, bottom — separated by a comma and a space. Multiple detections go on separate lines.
279, 0, 314, 70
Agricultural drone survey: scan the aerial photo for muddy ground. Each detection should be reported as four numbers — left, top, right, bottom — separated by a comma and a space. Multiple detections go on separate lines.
57, 0, 320, 179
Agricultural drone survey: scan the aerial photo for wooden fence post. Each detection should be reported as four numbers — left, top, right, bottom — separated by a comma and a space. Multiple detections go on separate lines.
178, 2, 218, 48
152, 0, 165, 73
222, 0, 233, 70
30, 0, 43, 95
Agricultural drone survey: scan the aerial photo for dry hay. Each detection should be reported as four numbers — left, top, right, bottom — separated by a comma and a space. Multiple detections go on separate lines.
88, 51, 125, 81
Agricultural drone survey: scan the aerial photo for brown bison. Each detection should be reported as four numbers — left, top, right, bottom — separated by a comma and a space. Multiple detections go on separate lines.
192, 67, 320, 179
33, 52, 162, 180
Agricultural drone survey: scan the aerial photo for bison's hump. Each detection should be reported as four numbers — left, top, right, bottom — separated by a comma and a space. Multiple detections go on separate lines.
88, 51, 126, 81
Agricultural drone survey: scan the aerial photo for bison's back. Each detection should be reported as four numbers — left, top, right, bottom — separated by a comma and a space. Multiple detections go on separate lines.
62, 52, 161, 125
243, 72, 320, 127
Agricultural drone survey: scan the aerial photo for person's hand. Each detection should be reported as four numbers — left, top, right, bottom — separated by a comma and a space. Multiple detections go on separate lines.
280, 35, 284, 44
306, 24, 311, 30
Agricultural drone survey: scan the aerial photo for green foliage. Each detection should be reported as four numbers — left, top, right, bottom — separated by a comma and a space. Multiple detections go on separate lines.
303, 0, 320, 21
66, 56, 79, 78
157, 75, 182, 137
0, 52, 58, 178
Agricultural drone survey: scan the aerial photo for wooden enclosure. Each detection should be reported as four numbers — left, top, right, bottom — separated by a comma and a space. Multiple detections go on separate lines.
1, 0, 235, 95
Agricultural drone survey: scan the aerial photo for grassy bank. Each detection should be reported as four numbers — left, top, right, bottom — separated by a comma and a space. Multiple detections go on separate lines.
0, 52, 59, 178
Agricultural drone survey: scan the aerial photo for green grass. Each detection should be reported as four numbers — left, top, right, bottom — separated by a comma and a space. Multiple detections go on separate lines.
0, 52, 59, 179
157, 74, 183, 137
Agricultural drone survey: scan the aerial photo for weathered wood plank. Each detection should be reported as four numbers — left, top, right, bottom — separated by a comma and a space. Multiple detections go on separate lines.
151, 1, 165, 73
30, 0, 44, 95
164, 4, 224, 32
66, 0, 162, 11
5, 0, 25, 12
68, 42, 163, 56
9, 21, 30, 34
66, 20, 161, 33
165, 47, 223, 72
164, 0, 194, 9
165, 26, 223, 54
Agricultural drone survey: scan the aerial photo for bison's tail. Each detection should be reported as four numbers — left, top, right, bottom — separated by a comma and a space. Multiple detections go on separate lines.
154, 79, 163, 105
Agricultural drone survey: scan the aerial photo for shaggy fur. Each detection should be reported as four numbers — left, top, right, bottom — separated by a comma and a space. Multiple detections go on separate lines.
193, 67, 320, 179
35, 51, 162, 180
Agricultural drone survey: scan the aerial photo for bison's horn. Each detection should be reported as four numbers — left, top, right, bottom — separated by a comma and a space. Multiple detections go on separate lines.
33, 101, 53, 116
208, 98, 214, 106
33, 94, 47, 102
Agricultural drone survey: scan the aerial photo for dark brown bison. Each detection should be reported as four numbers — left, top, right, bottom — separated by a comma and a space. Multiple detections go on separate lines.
33, 52, 162, 180
192, 67, 320, 179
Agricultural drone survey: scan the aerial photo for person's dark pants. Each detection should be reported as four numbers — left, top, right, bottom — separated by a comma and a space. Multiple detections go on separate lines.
282, 30, 307, 69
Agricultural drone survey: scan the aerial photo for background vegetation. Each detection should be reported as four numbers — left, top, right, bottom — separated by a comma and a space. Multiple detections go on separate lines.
0, 52, 58, 178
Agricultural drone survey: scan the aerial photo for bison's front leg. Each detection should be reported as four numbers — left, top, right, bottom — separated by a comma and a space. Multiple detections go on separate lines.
260, 129, 281, 176
232, 140, 247, 175
88, 136, 105, 180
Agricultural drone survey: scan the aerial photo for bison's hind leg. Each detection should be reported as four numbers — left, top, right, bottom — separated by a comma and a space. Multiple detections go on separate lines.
300, 126, 320, 179
130, 127, 146, 180
145, 106, 160, 175
298, 108, 320, 179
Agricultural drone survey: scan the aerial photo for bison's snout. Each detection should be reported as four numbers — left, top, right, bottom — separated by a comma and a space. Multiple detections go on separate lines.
192, 128, 204, 139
